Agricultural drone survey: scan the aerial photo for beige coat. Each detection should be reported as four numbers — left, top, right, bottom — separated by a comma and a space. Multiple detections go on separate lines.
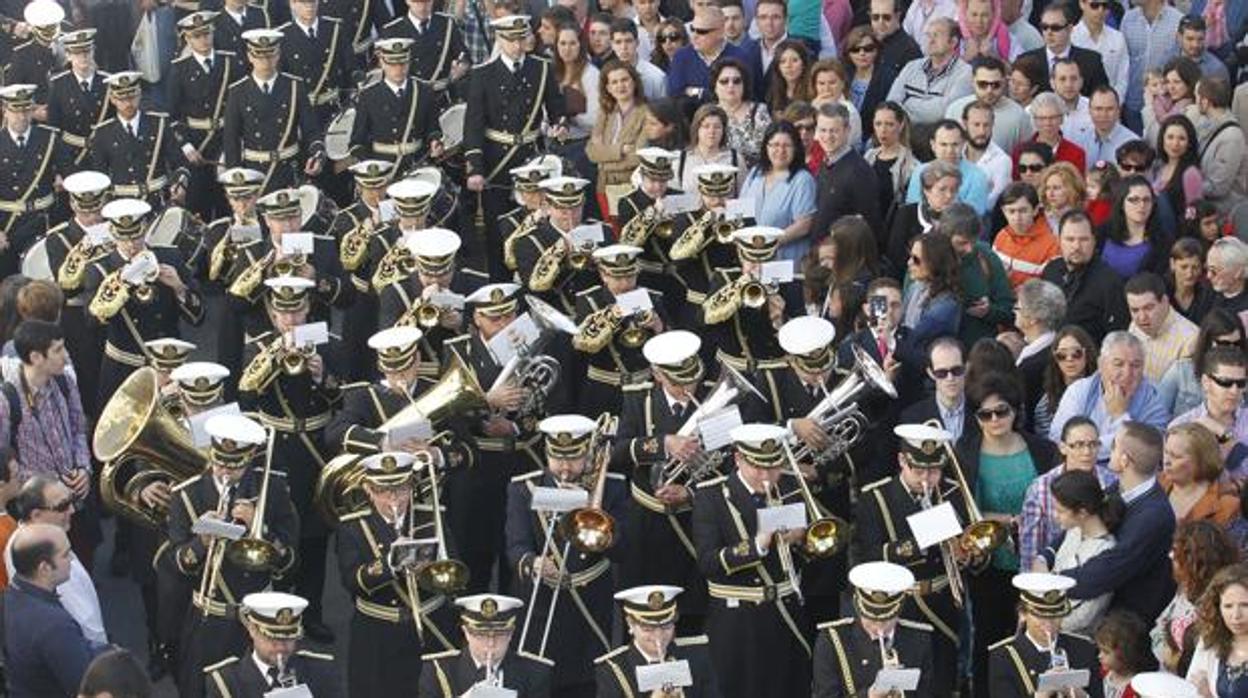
587, 104, 648, 190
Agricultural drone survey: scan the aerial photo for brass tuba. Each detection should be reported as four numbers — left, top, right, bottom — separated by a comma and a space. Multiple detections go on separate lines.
314, 355, 489, 522
95, 367, 210, 529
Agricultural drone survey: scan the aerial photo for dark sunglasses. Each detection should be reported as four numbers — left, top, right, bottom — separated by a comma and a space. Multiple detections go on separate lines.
689, 26, 715, 35
850, 44, 878, 54
717, 76, 743, 85
1088, 1, 1109, 8
1212, 338, 1242, 347
659, 33, 683, 42
41, 498, 74, 513
1118, 162, 1147, 172
1018, 163, 1046, 173
870, 13, 893, 21
930, 365, 966, 380
1040, 22, 1068, 32
1208, 375, 1248, 389
1054, 348, 1084, 361
975, 404, 1014, 421
976, 80, 1003, 89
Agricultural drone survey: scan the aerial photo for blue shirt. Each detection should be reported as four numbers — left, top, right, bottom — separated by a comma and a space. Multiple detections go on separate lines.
665, 42, 750, 102
1047, 372, 1172, 461
1121, 5, 1182, 111
739, 166, 818, 262
1070, 123, 1140, 168
904, 159, 991, 215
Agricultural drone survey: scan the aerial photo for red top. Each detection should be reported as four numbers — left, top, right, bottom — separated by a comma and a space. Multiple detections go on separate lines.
1011, 136, 1087, 178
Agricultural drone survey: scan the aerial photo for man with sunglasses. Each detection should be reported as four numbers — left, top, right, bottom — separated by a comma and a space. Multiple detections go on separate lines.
898, 337, 975, 445
868, 0, 920, 79
1017, 2, 1108, 97
945, 56, 1032, 155
1072, 0, 1128, 101
665, 6, 748, 105
1171, 347, 1248, 476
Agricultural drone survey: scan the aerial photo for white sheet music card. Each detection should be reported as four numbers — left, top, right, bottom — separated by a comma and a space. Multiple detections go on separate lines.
292, 321, 329, 347
724, 197, 756, 220
872, 667, 921, 693
264, 685, 313, 698
121, 252, 158, 284
280, 232, 314, 256
905, 501, 964, 550
84, 222, 112, 246
569, 223, 605, 247
635, 660, 693, 691
382, 412, 434, 444
429, 290, 465, 310
760, 260, 794, 285
192, 515, 246, 541
697, 405, 742, 451
378, 199, 398, 223
188, 402, 243, 448
463, 686, 518, 698
530, 486, 589, 513
615, 288, 653, 316
229, 223, 262, 243
662, 192, 699, 215
488, 313, 540, 365
1036, 669, 1090, 692
757, 503, 807, 538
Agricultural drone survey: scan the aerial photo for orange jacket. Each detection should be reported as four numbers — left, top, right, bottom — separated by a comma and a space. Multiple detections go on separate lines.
993, 218, 1060, 288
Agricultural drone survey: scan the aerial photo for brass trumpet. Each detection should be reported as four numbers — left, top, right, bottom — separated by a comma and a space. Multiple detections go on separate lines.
280, 342, 318, 376
373, 244, 419, 290
272, 252, 307, 278
618, 204, 673, 247
740, 278, 778, 309
618, 310, 654, 349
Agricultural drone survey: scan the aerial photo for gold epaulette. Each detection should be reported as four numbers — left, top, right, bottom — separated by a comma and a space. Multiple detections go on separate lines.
382, 15, 405, 28
511, 470, 544, 483
988, 637, 1015, 651
171, 474, 204, 493
606, 472, 626, 481
696, 475, 728, 490
755, 358, 786, 371
594, 645, 630, 664
148, 111, 169, 118
339, 508, 372, 523
296, 650, 334, 661
50, 69, 69, 81
281, 72, 305, 83
674, 635, 708, 646
898, 619, 934, 632
622, 381, 653, 393
203, 656, 239, 673
816, 618, 855, 631
861, 476, 893, 493
444, 333, 471, 346
337, 381, 372, 391
422, 649, 460, 661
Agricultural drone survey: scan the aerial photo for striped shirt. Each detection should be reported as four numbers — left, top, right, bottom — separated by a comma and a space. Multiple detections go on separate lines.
0, 371, 91, 483
1120, 5, 1182, 111
1019, 462, 1117, 574
1130, 309, 1199, 384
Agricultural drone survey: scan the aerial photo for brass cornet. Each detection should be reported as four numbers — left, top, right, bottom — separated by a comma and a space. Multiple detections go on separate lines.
740, 278, 777, 309
618, 309, 654, 349
339, 217, 375, 271
280, 342, 318, 376
272, 252, 307, 279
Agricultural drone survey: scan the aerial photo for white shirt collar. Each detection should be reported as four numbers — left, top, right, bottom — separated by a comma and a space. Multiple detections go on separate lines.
253, 75, 273, 91
225, 6, 245, 23
501, 54, 524, 72
633, 641, 667, 663
295, 18, 317, 34
120, 112, 141, 131
662, 387, 689, 414
1121, 476, 1156, 505
409, 13, 430, 29
8, 127, 30, 142
251, 651, 277, 681
196, 50, 215, 69
386, 78, 407, 96
736, 470, 763, 498
1045, 47, 1071, 63
1017, 331, 1056, 365
73, 69, 95, 86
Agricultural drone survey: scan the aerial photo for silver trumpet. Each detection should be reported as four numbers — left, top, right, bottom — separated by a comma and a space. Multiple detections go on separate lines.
787, 343, 897, 467
652, 361, 763, 490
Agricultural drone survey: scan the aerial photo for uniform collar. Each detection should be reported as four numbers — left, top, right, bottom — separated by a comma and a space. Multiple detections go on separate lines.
7, 126, 31, 143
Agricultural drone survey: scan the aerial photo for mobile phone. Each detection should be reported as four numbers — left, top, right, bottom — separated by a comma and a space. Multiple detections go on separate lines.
868, 295, 887, 320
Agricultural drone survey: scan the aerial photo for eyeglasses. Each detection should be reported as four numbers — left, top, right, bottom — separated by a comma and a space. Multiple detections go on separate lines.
976, 80, 1003, 89
1018, 163, 1046, 173
975, 404, 1014, 421
717, 76, 742, 85
870, 13, 893, 21
689, 26, 715, 35
1125, 195, 1153, 205
1118, 162, 1147, 172
659, 33, 683, 42
1064, 439, 1101, 451
1208, 375, 1248, 389
1054, 348, 1084, 361
1088, 1, 1109, 8
1040, 22, 1068, 32
850, 44, 878, 54
930, 365, 966, 380
1212, 337, 1242, 347
40, 498, 74, 513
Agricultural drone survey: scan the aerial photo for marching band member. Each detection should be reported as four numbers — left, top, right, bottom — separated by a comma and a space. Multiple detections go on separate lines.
333, 159, 393, 379
212, 0, 273, 65
691, 422, 814, 698
616, 147, 681, 293
277, 0, 352, 129
571, 244, 667, 416
750, 315, 850, 623
321, 0, 389, 67
4, 1, 60, 106
237, 275, 341, 645
84, 198, 203, 408
348, 37, 442, 173
87, 73, 192, 207
335, 451, 463, 697
366, 178, 437, 295
463, 14, 566, 280
853, 423, 985, 695
222, 29, 325, 193
377, 227, 487, 369
325, 324, 473, 466
0, 83, 70, 276
45, 29, 111, 166
513, 176, 599, 315
169, 11, 242, 221
43, 170, 111, 416
145, 337, 198, 402
812, 561, 935, 697
613, 329, 713, 633
500, 155, 560, 274
595, 585, 720, 698
198, 168, 265, 286
204, 591, 340, 697
379, 0, 469, 106
701, 227, 803, 373
418, 594, 554, 698
987, 573, 1102, 698
169, 360, 232, 416
665, 163, 742, 333
506, 414, 629, 697
169, 413, 298, 698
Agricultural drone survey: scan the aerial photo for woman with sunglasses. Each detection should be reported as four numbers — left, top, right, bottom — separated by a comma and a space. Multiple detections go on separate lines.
864, 101, 919, 229
1160, 423, 1243, 532
763, 40, 813, 115
961, 371, 1059, 694
1152, 521, 1240, 677
841, 25, 890, 129
1043, 468, 1123, 636
1158, 309, 1248, 419
1101, 174, 1173, 279
711, 58, 771, 168
805, 59, 863, 150
1170, 347, 1248, 477
897, 231, 962, 369
1034, 325, 1097, 438
649, 18, 686, 72
1170, 238, 1216, 324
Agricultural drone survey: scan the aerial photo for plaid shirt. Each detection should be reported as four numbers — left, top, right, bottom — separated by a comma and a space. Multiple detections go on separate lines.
0, 372, 91, 483
459, 0, 492, 65
1018, 463, 1116, 568
1120, 5, 1182, 111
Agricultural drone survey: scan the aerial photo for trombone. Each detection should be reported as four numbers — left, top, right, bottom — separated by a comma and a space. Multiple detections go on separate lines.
764, 480, 803, 606
391, 500, 426, 642
226, 427, 282, 572
779, 440, 849, 559
921, 480, 966, 608
559, 414, 619, 554
196, 479, 234, 617
414, 452, 469, 594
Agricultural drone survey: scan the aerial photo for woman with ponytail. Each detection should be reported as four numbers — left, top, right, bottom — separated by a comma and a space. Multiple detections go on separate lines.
1043, 469, 1124, 635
